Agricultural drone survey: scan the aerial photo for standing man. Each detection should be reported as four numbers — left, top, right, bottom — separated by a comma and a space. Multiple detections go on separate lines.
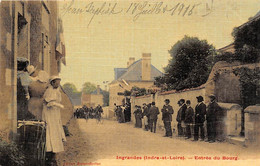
206, 95, 222, 143
184, 100, 194, 139
42, 76, 66, 165
193, 96, 206, 141
142, 103, 150, 131
176, 99, 187, 137
161, 99, 174, 138
96, 104, 104, 118
149, 102, 160, 133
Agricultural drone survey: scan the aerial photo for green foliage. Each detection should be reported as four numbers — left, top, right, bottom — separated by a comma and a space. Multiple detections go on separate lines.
131, 86, 147, 97
231, 17, 260, 63
233, 67, 260, 108
235, 45, 260, 63
0, 139, 25, 166
82, 82, 97, 94
62, 82, 78, 94
62, 82, 81, 99
214, 52, 240, 64
155, 36, 215, 91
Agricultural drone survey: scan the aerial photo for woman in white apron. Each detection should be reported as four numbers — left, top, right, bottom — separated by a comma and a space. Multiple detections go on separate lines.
42, 76, 66, 165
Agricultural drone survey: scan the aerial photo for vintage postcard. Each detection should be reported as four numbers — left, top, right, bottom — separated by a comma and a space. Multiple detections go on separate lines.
0, 0, 260, 166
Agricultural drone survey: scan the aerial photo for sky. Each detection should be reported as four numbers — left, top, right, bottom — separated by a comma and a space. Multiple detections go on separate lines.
58, 0, 260, 90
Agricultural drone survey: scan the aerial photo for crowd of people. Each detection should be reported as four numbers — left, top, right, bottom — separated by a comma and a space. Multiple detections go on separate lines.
128, 95, 224, 143
74, 104, 103, 120
114, 103, 131, 123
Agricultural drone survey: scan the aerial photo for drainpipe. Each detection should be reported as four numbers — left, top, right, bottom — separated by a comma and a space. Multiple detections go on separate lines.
11, 1, 18, 141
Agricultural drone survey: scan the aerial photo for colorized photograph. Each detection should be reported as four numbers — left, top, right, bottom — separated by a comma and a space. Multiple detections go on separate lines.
0, 0, 260, 165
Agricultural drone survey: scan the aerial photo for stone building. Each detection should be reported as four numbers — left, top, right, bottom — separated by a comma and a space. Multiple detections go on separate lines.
109, 53, 163, 106
0, 1, 66, 141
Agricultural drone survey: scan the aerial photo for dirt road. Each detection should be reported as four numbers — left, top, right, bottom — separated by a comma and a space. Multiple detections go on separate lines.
57, 119, 260, 166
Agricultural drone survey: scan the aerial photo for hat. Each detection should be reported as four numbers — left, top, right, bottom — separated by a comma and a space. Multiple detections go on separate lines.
164, 99, 170, 102
27, 65, 37, 75
180, 99, 185, 103
196, 96, 204, 102
209, 94, 216, 99
49, 75, 61, 83
17, 57, 29, 63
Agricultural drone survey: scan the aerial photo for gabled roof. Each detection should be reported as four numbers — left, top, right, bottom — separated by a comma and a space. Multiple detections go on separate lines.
113, 59, 163, 82
114, 68, 128, 80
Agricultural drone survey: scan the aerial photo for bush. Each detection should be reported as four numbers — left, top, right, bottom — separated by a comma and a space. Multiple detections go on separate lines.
0, 138, 25, 166
214, 52, 240, 63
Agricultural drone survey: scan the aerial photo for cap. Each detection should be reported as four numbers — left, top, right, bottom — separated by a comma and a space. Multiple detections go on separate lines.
209, 94, 216, 99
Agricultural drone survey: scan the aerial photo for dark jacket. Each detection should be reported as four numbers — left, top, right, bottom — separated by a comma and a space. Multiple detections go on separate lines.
142, 106, 150, 117
161, 105, 174, 121
176, 104, 187, 123
149, 106, 160, 120
134, 109, 143, 118
207, 101, 222, 122
195, 102, 206, 123
184, 106, 194, 124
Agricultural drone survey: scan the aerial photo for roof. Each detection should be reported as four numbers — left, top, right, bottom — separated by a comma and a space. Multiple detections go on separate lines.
114, 68, 128, 80
113, 59, 163, 82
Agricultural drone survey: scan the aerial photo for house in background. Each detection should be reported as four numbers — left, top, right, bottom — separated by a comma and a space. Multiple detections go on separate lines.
109, 53, 163, 106
81, 85, 104, 107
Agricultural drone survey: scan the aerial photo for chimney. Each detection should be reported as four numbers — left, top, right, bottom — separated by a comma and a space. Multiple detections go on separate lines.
97, 85, 101, 95
127, 57, 135, 67
141, 53, 151, 81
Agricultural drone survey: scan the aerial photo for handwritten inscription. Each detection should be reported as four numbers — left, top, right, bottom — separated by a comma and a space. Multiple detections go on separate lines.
61, 0, 214, 27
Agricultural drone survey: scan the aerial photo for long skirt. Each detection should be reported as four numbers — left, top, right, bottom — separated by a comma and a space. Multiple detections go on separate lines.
42, 105, 66, 153
135, 117, 142, 128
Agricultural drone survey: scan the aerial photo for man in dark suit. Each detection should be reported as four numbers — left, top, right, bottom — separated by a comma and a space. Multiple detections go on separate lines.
149, 102, 160, 133
206, 95, 222, 143
193, 96, 206, 141
161, 99, 174, 137
176, 99, 187, 137
184, 100, 194, 139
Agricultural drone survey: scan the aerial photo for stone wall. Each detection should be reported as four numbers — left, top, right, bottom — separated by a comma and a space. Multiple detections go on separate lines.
132, 87, 206, 130
109, 80, 154, 106
0, 1, 13, 141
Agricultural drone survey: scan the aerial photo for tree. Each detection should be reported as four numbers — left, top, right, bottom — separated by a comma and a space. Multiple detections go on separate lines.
155, 36, 215, 91
82, 82, 97, 94
131, 86, 147, 96
62, 83, 81, 99
231, 16, 260, 63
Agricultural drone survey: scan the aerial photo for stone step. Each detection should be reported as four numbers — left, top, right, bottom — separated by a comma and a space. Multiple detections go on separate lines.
227, 136, 245, 146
